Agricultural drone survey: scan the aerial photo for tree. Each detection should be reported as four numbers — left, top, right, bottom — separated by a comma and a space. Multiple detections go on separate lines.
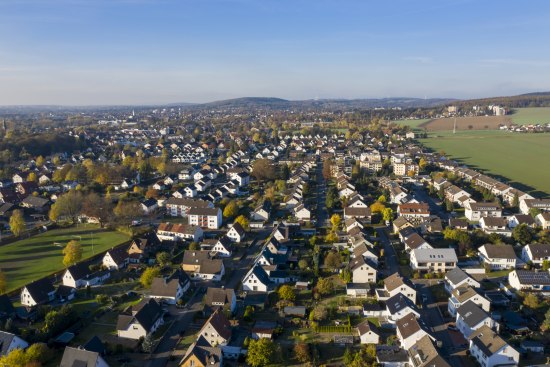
156, 252, 171, 268
36, 155, 45, 167
542, 308, 550, 331
0, 270, 6, 294
278, 285, 295, 302
370, 201, 385, 214
145, 188, 159, 199
25, 343, 52, 365
223, 200, 239, 218
62, 240, 82, 266
142, 333, 154, 353
298, 259, 309, 270
419, 157, 427, 171
325, 231, 338, 244
542, 260, 550, 271
322, 159, 333, 180
377, 195, 387, 203
512, 193, 519, 208
27, 172, 37, 182
49, 190, 83, 223
9, 209, 26, 237
247, 338, 276, 367
330, 214, 341, 230
513, 224, 532, 245
382, 207, 394, 222
114, 199, 144, 224
81, 192, 113, 228
251, 159, 276, 182
140, 267, 161, 288
316, 277, 334, 296
189, 242, 199, 250
324, 251, 342, 272
326, 186, 340, 210
234, 215, 250, 231
311, 305, 327, 321
340, 268, 352, 283
0, 348, 28, 367
294, 342, 310, 363
529, 207, 542, 218
524, 293, 540, 309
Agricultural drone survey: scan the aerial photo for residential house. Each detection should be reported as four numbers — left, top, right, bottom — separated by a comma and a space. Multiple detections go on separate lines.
251, 321, 277, 340
252, 201, 271, 221
212, 236, 233, 257
165, 197, 213, 217
181, 251, 225, 281
407, 335, 451, 367
242, 264, 273, 292
60, 347, 110, 367
141, 198, 158, 215
402, 232, 432, 252
0, 331, 28, 357
465, 202, 502, 221
62, 263, 110, 288
294, 204, 311, 221
444, 267, 480, 293
357, 320, 380, 344
226, 223, 245, 243
127, 232, 161, 260
179, 336, 223, 367
520, 243, 550, 266
479, 217, 510, 237
478, 244, 516, 270
519, 198, 550, 215
468, 325, 520, 367
410, 248, 458, 273
349, 256, 377, 283
343, 206, 372, 221
204, 287, 237, 315
396, 313, 433, 350
448, 286, 491, 317
149, 270, 191, 304
188, 207, 223, 229
20, 195, 49, 212
377, 273, 416, 303
507, 214, 536, 229
102, 246, 129, 270
117, 299, 164, 340
386, 294, 420, 323
455, 301, 498, 338
535, 212, 550, 230
197, 309, 232, 347
508, 270, 550, 292
21, 278, 56, 307
157, 222, 204, 242
398, 203, 430, 226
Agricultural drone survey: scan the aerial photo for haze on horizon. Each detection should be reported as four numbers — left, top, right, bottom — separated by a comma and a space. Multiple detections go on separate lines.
1, 0, 550, 106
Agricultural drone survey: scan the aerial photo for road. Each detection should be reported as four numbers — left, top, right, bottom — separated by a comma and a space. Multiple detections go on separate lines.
410, 184, 450, 221
145, 228, 271, 367
376, 227, 400, 276
315, 157, 329, 228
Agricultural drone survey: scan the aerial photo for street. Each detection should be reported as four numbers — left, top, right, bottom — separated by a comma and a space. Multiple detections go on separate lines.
315, 157, 329, 228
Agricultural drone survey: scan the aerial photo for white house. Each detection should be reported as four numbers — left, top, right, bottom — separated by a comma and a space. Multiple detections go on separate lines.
396, 312, 433, 350
21, 278, 56, 307
156, 222, 204, 242
535, 212, 550, 230
468, 326, 520, 367
478, 244, 516, 270
204, 287, 237, 315
349, 256, 377, 283
242, 264, 273, 292
448, 286, 491, 317
357, 320, 380, 344
377, 273, 416, 303
521, 243, 550, 266
444, 267, 480, 293
508, 270, 550, 292
188, 207, 223, 229
117, 299, 164, 340
386, 293, 420, 323
102, 246, 129, 270
226, 222, 246, 243
212, 236, 233, 257
455, 301, 498, 339
409, 248, 457, 273
149, 270, 191, 304
60, 347, 110, 367
294, 204, 311, 221
62, 263, 110, 288
197, 309, 232, 347
465, 202, 502, 221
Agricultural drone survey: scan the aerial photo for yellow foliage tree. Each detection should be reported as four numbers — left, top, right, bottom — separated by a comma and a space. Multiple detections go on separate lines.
62, 240, 83, 267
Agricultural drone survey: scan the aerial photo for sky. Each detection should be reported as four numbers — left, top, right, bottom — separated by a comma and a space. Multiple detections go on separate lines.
1, 0, 550, 105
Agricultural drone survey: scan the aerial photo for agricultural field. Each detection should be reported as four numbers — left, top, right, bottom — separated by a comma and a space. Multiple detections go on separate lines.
0, 224, 130, 293
509, 107, 550, 125
419, 116, 509, 131
392, 118, 432, 129
419, 130, 550, 196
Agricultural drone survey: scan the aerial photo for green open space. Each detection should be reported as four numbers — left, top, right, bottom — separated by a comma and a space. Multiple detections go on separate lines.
0, 224, 130, 292
419, 130, 550, 196
510, 107, 550, 125
393, 118, 432, 129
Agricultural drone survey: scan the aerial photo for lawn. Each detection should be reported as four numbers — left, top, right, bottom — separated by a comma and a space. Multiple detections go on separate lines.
510, 107, 550, 125
392, 118, 432, 130
0, 224, 130, 292
419, 130, 550, 196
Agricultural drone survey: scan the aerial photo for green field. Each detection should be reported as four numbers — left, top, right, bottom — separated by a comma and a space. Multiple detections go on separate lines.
510, 107, 550, 125
393, 118, 432, 129
0, 225, 130, 292
419, 130, 550, 195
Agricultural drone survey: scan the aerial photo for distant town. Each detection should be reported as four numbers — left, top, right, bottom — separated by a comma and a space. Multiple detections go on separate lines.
0, 94, 549, 367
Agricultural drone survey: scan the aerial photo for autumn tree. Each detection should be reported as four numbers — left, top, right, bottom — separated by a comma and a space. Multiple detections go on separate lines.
9, 210, 26, 237
247, 338, 276, 367
523, 293, 540, 309
27, 172, 37, 182
278, 285, 296, 302
324, 251, 342, 272
322, 159, 333, 180
140, 267, 161, 288
382, 207, 394, 222
234, 215, 250, 231
370, 201, 386, 214
114, 199, 144, 224
156, 252, 171, 268
294, 343, 311, 363
512, 224, 532, 245
223, 200, 239, 218
49, 190, 83, 223
330, 214, 341, 230
316, 277, 334, 296
35, 155, 45, 167
81, 192, 113, 228
251, 159, 276, 182
63, 240, 83, 266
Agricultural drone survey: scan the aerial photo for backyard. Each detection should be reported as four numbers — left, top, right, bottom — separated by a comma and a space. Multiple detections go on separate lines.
0, 224, 130, 292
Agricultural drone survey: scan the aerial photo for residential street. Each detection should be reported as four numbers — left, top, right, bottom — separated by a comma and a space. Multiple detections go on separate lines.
315, 158, 329, 228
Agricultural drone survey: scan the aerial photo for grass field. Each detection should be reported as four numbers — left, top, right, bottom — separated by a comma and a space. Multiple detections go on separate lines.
510, 107, 550, 125
419, 130, 550, 195
393, 118, 432, 129
0, 224, 130, 292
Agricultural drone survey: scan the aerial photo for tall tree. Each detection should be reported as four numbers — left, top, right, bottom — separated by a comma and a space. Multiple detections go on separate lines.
63, 240, 83, 266
246, 338, 276, 367
81, 192, 113, 228
140, 267, 161, 288
234, 215, 250, 231
322, 159, 333, 180
324, 251, 342, 272
114, 199, 144, 224
9, 210, 26, 237
277, 285, 296, 302
223, 200, 239, 218
49, 190, 83, 223
251, 159, 276, 182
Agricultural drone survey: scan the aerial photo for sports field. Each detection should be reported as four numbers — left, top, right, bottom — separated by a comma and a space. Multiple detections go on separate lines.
0, 225, 130, 293
419, 130, 550, 196
510, 107, 550, 125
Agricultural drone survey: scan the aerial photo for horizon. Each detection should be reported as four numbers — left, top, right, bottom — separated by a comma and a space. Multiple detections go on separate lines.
1, 0, 550, 105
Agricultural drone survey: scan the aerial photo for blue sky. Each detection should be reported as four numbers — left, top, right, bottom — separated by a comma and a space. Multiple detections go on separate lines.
1, 0, 549, 105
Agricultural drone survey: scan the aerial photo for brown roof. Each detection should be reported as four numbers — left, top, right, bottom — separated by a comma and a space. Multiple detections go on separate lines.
202, 309, 232, 341
158, 222, 200, 235
344, 206, 371, 217
357, 319, 379, 336
384, 272, 414, 292
468, 325, 510, 357
396, 312, 422, 339
481, 244, 516, 259
407, 335, 451, 367
205, 287, 235, 307
399, 203, 430, 215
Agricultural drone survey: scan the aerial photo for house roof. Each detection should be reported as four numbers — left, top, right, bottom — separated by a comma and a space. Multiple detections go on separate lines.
404, 233, 428, 250
165, 197, 211, 208
188, 207, 220, 216
229, 222, 245, 237
105, 245, 129, 265
344, 206, 372, 217
202, 309, 232, 341
21, 195, 49, 208
512, 270, 550, 286
456, 301, 489, 328
205, 287, 235, 307
60, 347, 102, 367
445, 268, 471, 286
82, 336, 106, 356
158, 222, 201, 235
150, 270, 190, 298
412, 248, 457, 263
407, 335, 451, 367
525, 243, 550, 259
384, 272, 414, 292
0, 331, 17, 356
386, 294, 417, 315
181, 336, 222, 367
468, 325, 509, 357
480, 244, 516, 259
357, 319, 379, 336
116, 298, 163, 333
396, 312, 426, 340
480, 216, 507, 227
452, 286, 484, 303
23, 278, 55, 304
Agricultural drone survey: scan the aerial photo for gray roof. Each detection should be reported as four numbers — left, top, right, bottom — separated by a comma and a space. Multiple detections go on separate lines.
116, 298, 163, 333
456, 301, 490, 328
480, 244, 516, 259
386, 293, 417, 315
411, 248, 457, 263
60, 347, 104, 367
468, 325, 510, 357
445, 267, 471, 285
0, 331, 16, 356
